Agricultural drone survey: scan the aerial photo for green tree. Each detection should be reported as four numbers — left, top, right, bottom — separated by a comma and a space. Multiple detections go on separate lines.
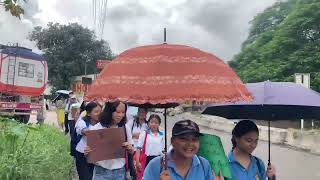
29, 23, 113, 91
0, 0, 26, 19
230, 0, 320, 91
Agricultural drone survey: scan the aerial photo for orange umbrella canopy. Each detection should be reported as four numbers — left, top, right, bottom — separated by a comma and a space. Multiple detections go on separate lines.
86, 43, 251, 105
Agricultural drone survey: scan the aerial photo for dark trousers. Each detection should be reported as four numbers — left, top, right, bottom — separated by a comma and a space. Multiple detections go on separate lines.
75, 152, 94, 180
128, 153, 137, 180
68, 120, 75, 135
146, 156, 158, 167
64, 114, 69, 133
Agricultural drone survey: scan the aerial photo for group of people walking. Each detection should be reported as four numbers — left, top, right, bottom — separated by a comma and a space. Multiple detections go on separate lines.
59, 97, 276, 180
55, 92, 82, 133
70, 101, 166, 180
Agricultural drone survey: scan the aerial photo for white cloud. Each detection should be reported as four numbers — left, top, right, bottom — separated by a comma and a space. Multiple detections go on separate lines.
0, 6, 36, 49
0, 0, 277, 60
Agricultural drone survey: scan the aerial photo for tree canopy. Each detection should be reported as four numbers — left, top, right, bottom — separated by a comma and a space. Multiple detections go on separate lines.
229, 0, 320, 91
29, 23, 113, 91
0, 0, 26, 19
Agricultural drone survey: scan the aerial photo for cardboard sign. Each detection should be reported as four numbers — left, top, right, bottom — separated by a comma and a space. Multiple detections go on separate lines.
86, 127, 126, 163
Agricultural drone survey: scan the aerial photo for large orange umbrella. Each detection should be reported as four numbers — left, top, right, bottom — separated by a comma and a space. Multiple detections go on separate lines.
85, 43, 251, 157
86, 43, 251, 104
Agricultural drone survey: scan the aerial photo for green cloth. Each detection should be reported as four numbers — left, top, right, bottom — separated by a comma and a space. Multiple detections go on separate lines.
198, 133, 232, 179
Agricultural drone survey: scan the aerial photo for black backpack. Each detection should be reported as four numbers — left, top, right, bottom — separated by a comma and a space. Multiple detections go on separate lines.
70, 120, 90, 156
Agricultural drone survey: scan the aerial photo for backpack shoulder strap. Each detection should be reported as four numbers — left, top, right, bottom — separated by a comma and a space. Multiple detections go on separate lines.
123, 125, 129, 171
82, 116, 91, 129
254, 156, 263, 179
123, 125, 128, 141
85, 120, 90, 128
198, 156, 206, 177
131, 120, 135, 132
141, 130, 148, 153
159, 155, 165, 174
68, 101, 72, 110
253, 156, 262, 172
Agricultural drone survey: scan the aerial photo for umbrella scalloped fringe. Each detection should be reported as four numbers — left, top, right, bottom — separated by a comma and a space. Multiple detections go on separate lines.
84, 93, 252, 105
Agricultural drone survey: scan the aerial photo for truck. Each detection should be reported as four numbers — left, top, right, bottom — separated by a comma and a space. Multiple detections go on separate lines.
0, 45, 48, 123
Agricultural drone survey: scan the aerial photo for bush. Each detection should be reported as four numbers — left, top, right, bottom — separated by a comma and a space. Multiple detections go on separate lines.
0, 118, 73, 180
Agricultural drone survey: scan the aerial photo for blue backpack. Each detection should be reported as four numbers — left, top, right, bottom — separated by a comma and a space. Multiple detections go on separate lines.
70, 120, 90, 157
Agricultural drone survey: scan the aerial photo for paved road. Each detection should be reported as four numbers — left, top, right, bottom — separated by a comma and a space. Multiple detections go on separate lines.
29, 110, 59, 127
31, 111, 320, 179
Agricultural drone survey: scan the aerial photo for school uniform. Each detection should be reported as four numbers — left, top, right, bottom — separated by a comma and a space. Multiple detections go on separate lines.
143, 150, 214, 180
74, 117, 94, 180
66, 102, 80, 135
88, 123, 133, 180
228, 151, 266, 180
143, 119, 213, 180
127, 119, 148, 149
137, 130, 164, 166
126, 119, 148, 180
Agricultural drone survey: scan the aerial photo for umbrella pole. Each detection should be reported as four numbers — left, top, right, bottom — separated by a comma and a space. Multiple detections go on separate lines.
164, 108, 167, 152
268, 119, 275, 180
268, 120, 271, 165
164, 108, 168, 170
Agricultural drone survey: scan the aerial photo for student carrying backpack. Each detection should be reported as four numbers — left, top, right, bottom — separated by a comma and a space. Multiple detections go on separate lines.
83, 101, 134, 180
70, 119, 90, 157
228, 120, 277, 180
73, 101, 102, 180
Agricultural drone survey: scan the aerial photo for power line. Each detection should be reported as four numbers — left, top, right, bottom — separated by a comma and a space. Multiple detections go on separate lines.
100, 0, 108, 38
92, 0, 96, 28
92, 0, 108, 39
99, 0, 103, 36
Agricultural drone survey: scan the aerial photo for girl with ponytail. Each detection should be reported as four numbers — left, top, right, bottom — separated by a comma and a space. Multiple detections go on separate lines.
228, 120, 276, 180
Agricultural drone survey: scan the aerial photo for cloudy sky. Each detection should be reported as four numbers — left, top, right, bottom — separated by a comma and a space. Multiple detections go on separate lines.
0, 0, 277, 61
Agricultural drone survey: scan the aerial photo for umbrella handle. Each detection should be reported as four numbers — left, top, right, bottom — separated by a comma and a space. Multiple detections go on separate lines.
268, 175, 276, 180
268, 120, 271, 165
164, 153, 168, 170
267, 162, 276, 180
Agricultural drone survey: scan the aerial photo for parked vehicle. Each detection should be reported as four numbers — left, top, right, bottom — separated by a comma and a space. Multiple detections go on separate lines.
0, 45, 48, 123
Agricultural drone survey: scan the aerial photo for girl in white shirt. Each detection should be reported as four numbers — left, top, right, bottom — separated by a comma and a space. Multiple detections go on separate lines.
135, 114, 164, 175
84, 101, 134, 180
74, 101, 102, 180
126, 107, 148, 180
66, 96, 78, 134
129, 107, 149, 148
